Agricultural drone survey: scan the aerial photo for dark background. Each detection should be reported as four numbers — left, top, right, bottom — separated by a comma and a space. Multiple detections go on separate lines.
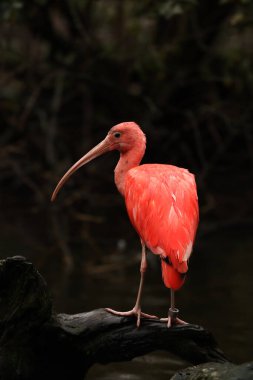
1, 0, 253, 378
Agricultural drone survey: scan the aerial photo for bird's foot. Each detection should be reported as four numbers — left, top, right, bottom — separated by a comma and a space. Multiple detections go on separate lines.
160, 307, 188, 328
105, 307, 158, 327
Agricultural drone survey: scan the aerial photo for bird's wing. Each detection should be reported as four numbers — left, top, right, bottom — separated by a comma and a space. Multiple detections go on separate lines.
124, 164, 199, 274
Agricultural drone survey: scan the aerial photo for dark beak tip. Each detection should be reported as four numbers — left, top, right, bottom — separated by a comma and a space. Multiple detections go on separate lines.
50, 192, 57, 202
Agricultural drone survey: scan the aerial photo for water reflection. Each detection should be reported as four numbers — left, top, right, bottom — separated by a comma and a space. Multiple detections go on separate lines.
88, 352, 189, 380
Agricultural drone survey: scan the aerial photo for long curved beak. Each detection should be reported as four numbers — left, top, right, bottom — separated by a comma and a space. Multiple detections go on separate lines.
51, 136, 112, 201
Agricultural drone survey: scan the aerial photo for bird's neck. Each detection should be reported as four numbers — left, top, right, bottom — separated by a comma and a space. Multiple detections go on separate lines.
114, 145, 145, 196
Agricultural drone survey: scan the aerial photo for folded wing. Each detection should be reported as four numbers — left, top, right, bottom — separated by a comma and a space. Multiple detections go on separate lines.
125, 164, 199, 289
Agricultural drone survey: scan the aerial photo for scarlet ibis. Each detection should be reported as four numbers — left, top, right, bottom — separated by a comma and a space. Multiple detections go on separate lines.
51, 122, 199, 327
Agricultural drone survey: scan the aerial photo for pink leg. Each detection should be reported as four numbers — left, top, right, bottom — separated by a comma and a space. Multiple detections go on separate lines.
106, 240, 158, 327
160, 289, 188, 327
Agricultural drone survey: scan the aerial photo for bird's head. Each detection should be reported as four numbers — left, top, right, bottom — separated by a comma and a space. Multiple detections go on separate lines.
107, 122, 146, 153
51, 121, 146, 201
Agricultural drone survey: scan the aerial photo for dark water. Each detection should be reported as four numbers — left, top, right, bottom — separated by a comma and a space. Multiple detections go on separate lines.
48, 226, 253, 379
1, 224, 253, 379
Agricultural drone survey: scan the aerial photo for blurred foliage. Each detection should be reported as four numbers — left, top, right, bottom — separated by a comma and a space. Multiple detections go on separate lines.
1, 0, 253, 267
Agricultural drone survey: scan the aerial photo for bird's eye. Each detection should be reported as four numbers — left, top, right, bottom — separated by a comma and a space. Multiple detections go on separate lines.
114, 132, 121, 138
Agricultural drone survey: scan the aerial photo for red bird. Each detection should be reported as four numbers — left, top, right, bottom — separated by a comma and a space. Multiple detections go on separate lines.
51, 122, 199, 327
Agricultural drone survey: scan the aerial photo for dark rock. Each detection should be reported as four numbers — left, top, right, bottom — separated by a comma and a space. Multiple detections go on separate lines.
171, 361, 253, 380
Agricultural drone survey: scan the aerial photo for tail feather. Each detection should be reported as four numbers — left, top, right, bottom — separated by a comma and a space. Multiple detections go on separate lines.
161, 259, 186, 290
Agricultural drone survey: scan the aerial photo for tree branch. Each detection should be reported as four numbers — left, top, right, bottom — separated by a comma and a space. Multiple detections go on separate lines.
51, 310, 227, 367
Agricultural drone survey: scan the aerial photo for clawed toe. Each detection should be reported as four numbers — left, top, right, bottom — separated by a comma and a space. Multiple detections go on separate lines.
105, 307, 158, 327
160, 316, 188, 328
139, 311, 158, 319
160, 306, 188, 327
105, 308, 136, 317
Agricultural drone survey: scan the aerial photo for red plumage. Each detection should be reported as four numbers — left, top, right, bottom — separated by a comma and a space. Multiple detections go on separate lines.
125, 164, 199, 290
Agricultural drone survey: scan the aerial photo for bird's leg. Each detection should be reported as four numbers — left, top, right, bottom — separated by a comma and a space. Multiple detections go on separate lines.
160, 289, 188, 327
105, 240, 158, 327
132, 240, 150, 326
